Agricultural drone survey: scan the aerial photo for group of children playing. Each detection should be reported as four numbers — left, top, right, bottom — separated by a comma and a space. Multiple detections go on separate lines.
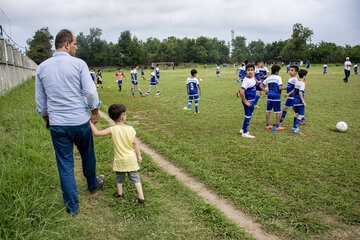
238, 63, 308, 138
90, 65, 161, 98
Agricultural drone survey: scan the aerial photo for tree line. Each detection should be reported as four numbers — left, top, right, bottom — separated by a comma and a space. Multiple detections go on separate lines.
27, 23, 360, 66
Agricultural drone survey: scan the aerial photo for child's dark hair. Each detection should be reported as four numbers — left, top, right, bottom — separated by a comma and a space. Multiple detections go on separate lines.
298, 69, 308, 78
245, 63, 255, 71
290, 65, 299, 72
97, 69, 100, 72
191, 69, 197, 76
118, 67, 121, 70
150, 67, 154, 70
108, 103, 126, 121
271, 65, 281, 74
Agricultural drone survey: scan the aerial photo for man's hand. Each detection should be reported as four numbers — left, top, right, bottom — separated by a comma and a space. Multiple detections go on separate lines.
91, 109, 99, 124
43, 116, 50, 130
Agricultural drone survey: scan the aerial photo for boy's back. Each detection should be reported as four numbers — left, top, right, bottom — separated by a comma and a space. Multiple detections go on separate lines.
294, 80, 306, 106
186, 77, 199, 96
263, 75, 282, 100
110, 125, 139, 172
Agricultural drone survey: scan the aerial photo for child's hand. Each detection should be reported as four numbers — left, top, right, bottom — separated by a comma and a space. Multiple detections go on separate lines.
138, 156, 142, 164
303, 102, 306, 107
246, 102, 252, 107
284, 94, 289, 98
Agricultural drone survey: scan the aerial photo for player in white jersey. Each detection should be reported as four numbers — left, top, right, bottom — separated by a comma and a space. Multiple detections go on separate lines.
131, 66, 146, 98
323, 64, 328, 75
280, 65, 299, 126
156, 64, 160, 80
216, 65, 220, 78
343, 57, 352, 83
186, 69, 202, 115
254, 61, 269, 108
145, 67, 160, 96
286, 69, 308, 134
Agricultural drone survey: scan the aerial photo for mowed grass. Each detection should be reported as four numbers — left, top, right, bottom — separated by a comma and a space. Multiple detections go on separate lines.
0, 78, 252, 239
96, 64, 360, 239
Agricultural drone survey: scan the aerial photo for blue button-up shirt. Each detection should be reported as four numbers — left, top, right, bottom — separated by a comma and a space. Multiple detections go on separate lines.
35, 51, 101, 126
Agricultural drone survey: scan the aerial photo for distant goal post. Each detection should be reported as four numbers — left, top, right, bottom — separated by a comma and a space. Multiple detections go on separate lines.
151, 62, 175, 68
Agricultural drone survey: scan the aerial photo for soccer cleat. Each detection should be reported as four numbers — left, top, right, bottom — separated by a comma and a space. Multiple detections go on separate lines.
291, 128, 301, 133
239, 129, 243, 135
276, 126, 285, 131
265, 125, 273, 129
188, 109, 191, 115
300, 121, 308, 125
271, 127, 278, 132
242, 132, 255, 138
236, 91, 240, 98
132, 96, 136, 98
141, 94, 146, 97
156, 95, 160, 98
292, 128, 301, 134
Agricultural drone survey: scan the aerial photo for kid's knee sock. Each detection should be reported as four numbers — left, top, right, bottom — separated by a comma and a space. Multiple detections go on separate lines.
195, 100, 199, 113
254, 95, 260, 106
293, 118, 301, 129
280, 110, 287, 124
188, 100, 192, 109
132, 89, 135, 96
242, 117, 251, 133
139, 90, 142, 95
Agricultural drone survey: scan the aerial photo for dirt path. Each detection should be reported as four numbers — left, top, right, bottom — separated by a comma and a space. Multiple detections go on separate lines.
99, 110, 279, 240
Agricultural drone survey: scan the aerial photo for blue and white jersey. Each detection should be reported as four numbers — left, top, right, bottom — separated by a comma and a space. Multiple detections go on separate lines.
306, 60, 310, 68
354, 64, 358, 72
216, 66, 220, 74
150, 72, 156, 84
286, 65, 290, 72
254, 68, 260, 81
323, 64, 327, 71
294, 80, 305, 106
286, 77, 298, 99
90, 71, 95, 81
262, 75, 283, 101
186, 77, 200, 96
241, 77, 257, 101
134, 69, 138, 80
238, 66, 246, 79
141, 68, 144, 75
258, 67, 269, 80
156, 67, 160, 76
130, 70, 135, 81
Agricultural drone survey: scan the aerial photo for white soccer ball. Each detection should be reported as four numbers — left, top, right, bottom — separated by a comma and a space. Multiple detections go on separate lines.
200, 79, 203, 81
183, 107, 188, 110
336, 121, 348, 132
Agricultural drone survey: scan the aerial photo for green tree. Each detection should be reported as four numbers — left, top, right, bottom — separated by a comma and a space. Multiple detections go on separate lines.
231, 36, 248, 62
280, 23, 313, 61
26, 27, 53, 64
265, 40, 287, 62
247, 40, 265, 62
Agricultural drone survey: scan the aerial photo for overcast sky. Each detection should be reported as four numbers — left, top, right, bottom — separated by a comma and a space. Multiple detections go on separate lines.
1, 0, 359, 52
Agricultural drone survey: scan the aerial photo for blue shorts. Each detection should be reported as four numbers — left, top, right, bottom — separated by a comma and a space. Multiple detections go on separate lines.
189, 95, 199, 101
117, 80, 122, 85
132, 81, 138, 86
156, 74, 160, 79
266, 100, 281, 113
294, 105, 305, 116
256, 83, 263, 91
150, 81, 157, 86
284, 98, 294, 108
242, 101, 255, 118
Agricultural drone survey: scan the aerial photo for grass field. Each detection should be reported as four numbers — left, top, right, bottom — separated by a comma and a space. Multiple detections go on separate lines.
0, 64, 359, 239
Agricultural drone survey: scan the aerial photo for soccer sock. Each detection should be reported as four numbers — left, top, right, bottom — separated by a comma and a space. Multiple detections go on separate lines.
157, 90, 160, 94
302, 117, 306, 122
254, 95, 260, 106
242, 117, 251, 133
147, 90, 150, 94
139, 90, 142, 95
294, 118, 301, 129
195, 100, 199, 113
132, 89, 134, 96
188, 101, 192, 109
119, 85, 122, 91
266, 122, 271, 127
276, 123, 280, 128
292, 117, 297, 129
280, 110, 287, 124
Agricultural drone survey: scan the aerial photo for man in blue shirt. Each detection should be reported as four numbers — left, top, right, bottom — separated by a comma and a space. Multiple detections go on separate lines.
35, 29, 105, 215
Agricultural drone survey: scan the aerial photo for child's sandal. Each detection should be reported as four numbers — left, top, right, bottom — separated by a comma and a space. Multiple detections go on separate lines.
113, 192, 125, 199
133, 198, 146, 204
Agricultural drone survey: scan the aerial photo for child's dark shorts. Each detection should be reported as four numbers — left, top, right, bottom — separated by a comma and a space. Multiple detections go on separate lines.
116, 171, 140, 184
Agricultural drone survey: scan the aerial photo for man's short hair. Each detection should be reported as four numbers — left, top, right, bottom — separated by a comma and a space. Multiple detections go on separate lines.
55, 29, 73, 49
245, 63, 255, 71
298, 69, 308, 78
191, 69, 197, 76
108, 103, 126, 121
271, 65, 281, 74
290, 65, 299, 72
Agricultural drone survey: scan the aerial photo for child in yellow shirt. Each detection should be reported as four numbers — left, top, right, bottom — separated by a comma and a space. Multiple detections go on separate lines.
89, 103, 146, 204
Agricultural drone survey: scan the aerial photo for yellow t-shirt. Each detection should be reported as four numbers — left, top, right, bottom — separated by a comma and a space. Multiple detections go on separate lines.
110, 125, 139, 172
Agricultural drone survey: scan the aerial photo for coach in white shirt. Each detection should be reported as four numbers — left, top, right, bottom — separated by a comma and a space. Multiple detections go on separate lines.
343, 57, 352, 83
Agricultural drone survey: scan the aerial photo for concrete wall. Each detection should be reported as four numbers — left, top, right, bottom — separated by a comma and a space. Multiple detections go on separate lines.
0, 36, 37, 96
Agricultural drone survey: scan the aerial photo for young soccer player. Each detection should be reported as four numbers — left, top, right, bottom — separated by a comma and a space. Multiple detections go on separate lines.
156, 64, 160, 81
115, 67, 126, 92
89, 103, 146, 204
236, 63, 246, 84
323, 64, 328, 74
290, 69, 308, 134
239, 63, 257, 138
216, 65, 220, 78
254, 61, 269, 108
280, 65, 299, 126
140, 67, 146, 80
146, 67, 160, 96
186, 69, 202, 115
354, 63, 358, 75
131, 66, 146, 98
306, 60, 310, 71
259, 65, 284, 132
96, 69, 103, 89
286, 64, 290, 73
90, 68, 95, 83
